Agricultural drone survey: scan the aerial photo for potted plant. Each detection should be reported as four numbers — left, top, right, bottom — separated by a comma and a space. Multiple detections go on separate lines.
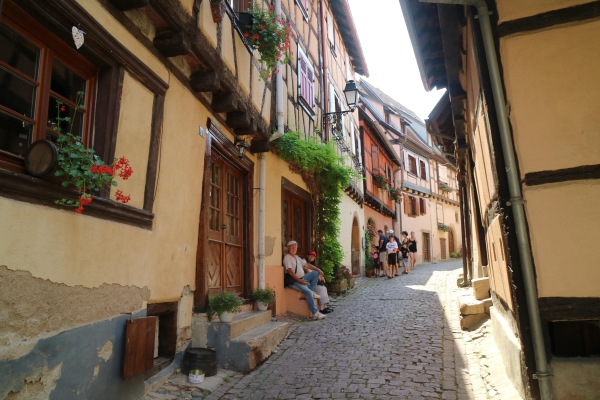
249, 286, 276, 311
439, 182, 452, 193
25, 92, 133, 214
337, 265, 355, 288
208, 290, 244, 322
438, 223, 451, 232
372, 172, 390, 191
365, 254, 375, 277
242, 3, 294, 81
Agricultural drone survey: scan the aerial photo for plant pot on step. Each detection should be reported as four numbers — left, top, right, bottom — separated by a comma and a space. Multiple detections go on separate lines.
256, 302, 268, 311
365, 270, 373, 277
327, 279, 348, 295
218, 311, 233, 323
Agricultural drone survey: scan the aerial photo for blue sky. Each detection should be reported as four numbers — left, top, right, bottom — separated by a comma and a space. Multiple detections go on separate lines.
347, 0, 446, 121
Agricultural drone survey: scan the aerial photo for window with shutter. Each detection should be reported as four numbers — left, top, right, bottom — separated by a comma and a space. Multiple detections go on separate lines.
408, 155, 418, 175
297, 47, 314, 110
403, 193, 409, 215
414, 196, 420, 216
437, 203, 444, 224
420, 198, 426, 214
419, 160, 427, 180
371, 146, 379, 173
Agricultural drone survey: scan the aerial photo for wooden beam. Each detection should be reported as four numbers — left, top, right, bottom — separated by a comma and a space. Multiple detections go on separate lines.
226, 111, 251, 128
539, 297, 600, 321
249, 138, 270, 154
523, 164, 600, 186
234, 121, 259, 136
108, 0, 149, 11
212, 92, 238, 113
153, 30, 191, 57
190, 70, 220, 92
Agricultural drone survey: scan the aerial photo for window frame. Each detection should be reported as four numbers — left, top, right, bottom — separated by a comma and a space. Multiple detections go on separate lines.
297, 46, 315, 112
407, 154, 418, 176
296, 0, 309, 20
0, 8, 98, 173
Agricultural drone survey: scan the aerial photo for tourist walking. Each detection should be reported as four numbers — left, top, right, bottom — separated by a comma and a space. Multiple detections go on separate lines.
409, 231, 418, 270
386, 235, 399, 278
377, 229, 389, 278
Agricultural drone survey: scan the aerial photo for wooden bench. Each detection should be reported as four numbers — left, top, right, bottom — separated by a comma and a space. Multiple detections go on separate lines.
284, 287, 320, 318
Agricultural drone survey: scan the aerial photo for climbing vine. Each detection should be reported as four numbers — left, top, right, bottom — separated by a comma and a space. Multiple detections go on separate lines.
271, 132, 358, 280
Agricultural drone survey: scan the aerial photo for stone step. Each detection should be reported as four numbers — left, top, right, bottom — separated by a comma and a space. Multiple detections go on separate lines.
213, 321, 290, 372
206, 310, 271, 346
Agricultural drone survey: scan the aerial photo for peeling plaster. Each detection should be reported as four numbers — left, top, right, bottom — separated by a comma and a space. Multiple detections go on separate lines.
5, 362, 62, 400
265, 236, 276, 257
0, 266, 150, 361
97, 341, 113, 362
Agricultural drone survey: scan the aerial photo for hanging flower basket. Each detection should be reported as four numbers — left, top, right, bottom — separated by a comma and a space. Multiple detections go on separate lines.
388, 187, 402, 203
236, 12, 253, 33
372, 172, 390, 191
439, 182, 452, 193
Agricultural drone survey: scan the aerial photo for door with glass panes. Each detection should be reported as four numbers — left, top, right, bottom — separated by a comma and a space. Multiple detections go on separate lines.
207, 157, 244, 294
282, 192, 308, 259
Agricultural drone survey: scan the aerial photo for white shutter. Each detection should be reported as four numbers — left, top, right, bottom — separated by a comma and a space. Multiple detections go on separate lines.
439, 165, 448, 183
327, 12, 334, 45
328, 83, 335, 113
297, 46, 314, 109
403, 150, 409, 171
306, 61, 315, 109
350, 126, 356, 154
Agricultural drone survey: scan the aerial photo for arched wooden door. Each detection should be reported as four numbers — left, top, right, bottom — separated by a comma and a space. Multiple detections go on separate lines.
448, 230, 455, 254
351, 217, 360, 275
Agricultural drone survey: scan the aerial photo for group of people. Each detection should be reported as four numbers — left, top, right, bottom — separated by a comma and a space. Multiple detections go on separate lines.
282, 240, 334, 320
373, 230, 418, 278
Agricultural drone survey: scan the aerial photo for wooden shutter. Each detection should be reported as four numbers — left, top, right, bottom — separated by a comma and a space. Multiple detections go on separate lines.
306, 62, 314, 108
408, 156, 417, 175
420, 198, 427, 215
371, 146, 379, 173
403, 193, 409, 214
298, 49, 308, 102
420, 160, 427, 179
414, 196, 420, 216
123, 316, 157, 379
300, 0, 308, 11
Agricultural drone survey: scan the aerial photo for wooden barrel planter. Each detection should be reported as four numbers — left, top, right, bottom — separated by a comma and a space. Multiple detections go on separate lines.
24, 140, 60, 180
181, 348, 217, 377
347, 277, 356, 289
327, 279, 347, 295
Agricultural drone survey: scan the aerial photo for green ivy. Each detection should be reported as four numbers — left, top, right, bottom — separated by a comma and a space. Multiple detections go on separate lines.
272, 132, 358, 280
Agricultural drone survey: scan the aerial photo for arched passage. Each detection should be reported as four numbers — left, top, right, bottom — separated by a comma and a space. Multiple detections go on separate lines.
351, 215, 361, 276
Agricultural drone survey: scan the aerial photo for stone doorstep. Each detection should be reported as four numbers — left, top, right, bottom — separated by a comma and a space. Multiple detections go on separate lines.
207, 310, 272, 346
472, 277, 490, 300
217, 321, 290, 372
459, 295, 493, 315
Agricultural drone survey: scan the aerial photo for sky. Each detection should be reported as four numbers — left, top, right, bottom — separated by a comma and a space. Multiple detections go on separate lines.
347, 0, 446, 121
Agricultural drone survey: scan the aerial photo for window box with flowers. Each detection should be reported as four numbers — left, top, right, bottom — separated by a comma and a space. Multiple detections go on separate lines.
438, 223, 451, 232
242, 3, 294, 82
372, 172, 390, 191
439, 182, 452, 193
388, 187, 402, 203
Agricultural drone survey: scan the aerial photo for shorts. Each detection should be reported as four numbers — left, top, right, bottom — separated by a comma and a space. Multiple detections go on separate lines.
379, 252, 387, 266
402, 258, 408, 267
387, 253, 397, 265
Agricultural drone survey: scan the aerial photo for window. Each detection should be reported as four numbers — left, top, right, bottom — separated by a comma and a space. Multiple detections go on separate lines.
327, 11, 336, 55
419, 198, 427, 215
0, 13, 97, 172
438, 164, 448, 183
230, 0, 250, 12
436, 203, 444, 224
297, 46, 315, 110
407, 155, 418, 176
455, 212, 459, 223
403, 194, 420, 217
371, 146, 379, 173
386, 164, 392, 184
296, 0, 309, 18
419, 160, 427, 180
384, 111, 390, 124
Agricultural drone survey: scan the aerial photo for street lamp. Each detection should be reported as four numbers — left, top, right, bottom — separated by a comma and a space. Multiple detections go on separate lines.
324, 80, 360, 122
234, 137, 250, 158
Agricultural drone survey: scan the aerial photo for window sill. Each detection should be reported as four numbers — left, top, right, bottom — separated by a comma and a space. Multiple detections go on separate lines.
0, 168, 154, 229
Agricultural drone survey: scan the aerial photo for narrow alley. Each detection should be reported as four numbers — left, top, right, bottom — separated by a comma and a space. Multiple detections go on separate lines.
146, 260, 520, 400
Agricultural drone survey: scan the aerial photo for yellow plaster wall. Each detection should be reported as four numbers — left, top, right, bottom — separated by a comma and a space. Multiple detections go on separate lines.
199, 0, 218, 48
338, 195, 364, 268
0, 69, 208, 304
221, 16, 236, 74
501, 20, 600, 176
111, 73, 154, 209
524, 180, 600, 298
497, 0, 593, 23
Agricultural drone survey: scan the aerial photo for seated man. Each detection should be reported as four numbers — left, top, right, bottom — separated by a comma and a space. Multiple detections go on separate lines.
306, 250, 333, 314
283, 241, 326, 320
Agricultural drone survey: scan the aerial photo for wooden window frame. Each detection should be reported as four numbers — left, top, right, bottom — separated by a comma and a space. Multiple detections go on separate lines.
419, 159, 427, 180
297, 46, 315, 111
0, 0, 168, 229
407, 154, 418, 176
419, 198, 427, 215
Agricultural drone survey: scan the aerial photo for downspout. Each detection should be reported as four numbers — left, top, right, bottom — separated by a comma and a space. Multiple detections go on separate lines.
258, 0, 285, 290
319, 0, 329, 141
421, 0, 553, 397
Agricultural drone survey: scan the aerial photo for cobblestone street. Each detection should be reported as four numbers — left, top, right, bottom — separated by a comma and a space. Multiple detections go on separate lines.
148, 260, 520, 400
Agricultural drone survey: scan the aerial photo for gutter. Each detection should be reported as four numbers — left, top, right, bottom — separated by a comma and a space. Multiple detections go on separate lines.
419, 0, 553, 398
319, 0, 329, 141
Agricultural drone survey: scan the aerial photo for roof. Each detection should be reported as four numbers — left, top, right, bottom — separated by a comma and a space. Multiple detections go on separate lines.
358, 106, 401, 166
329, 0, 369, 77
399, 0, 446, 92
359, 79, 422, 122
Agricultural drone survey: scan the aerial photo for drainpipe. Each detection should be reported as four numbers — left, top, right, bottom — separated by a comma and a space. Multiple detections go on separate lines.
319, 0, 329, 141
420, 0, 553, 397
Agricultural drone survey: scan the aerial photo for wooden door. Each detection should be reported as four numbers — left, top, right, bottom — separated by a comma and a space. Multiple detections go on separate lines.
440, 238, 447, 259
351, 217, 360, 275
448, 230, 455, 254
422, 233, 430, 262
283, 192, 307, 258
207, 159, 244, 294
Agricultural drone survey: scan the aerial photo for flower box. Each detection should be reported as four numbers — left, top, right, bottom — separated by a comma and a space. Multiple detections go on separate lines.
327, 279, 347, 295
347, 277, 356, 288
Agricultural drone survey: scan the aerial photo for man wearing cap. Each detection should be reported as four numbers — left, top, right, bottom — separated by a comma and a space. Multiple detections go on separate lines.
283, 241, 326, 320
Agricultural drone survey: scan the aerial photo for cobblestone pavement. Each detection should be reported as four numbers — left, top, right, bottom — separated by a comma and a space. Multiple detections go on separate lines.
146, 260, 521, 400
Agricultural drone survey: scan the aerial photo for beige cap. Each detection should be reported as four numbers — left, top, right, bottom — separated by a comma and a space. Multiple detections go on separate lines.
286, 240, 298, 246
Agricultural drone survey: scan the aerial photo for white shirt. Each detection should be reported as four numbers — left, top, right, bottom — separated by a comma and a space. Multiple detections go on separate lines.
386, 241, 398, 254
283, 254, 306, 279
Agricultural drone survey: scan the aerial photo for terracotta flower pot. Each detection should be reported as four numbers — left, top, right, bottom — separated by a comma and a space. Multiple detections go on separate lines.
365, 270, 373, 277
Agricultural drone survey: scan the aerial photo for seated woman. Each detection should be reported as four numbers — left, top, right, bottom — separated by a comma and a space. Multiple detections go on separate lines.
306, 250, 333, 314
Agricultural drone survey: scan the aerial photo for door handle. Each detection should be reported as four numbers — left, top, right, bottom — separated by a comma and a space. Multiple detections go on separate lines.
221, 224, 227, 230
